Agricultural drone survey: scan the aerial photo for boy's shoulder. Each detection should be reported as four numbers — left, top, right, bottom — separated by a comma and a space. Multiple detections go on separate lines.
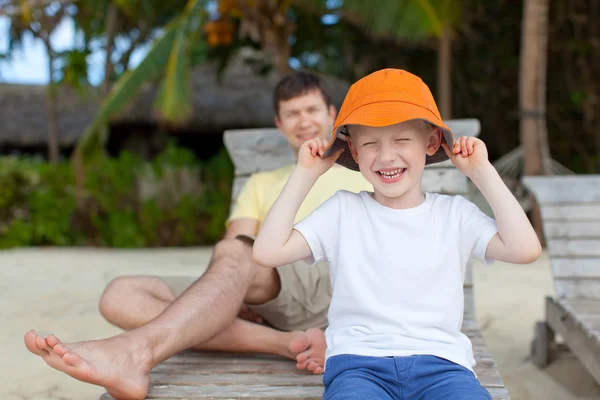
428, 193, 488, 221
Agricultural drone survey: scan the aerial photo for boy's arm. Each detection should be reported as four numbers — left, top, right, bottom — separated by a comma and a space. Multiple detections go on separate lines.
253, 137, 344, 268
443, 137, 542, 264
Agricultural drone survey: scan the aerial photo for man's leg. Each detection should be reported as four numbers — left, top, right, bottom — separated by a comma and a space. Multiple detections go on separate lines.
98, 275, 311, 361
24, 238, 323, 399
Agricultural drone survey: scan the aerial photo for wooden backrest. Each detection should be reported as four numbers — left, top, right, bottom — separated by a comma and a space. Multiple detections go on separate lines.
224, 119, 481, 317
523, 176, 600, 300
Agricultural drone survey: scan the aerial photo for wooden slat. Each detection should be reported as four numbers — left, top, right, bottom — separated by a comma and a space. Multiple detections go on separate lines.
464, 286, 475, 320
560, 299, 600, 315
547, 298, 600, 384
487, 387, 510, 400
103, 384, 323, 399
445, 118, 481, 138
224, 128, 295, 176
547, 239, 600, 257
422, 168, 469, 194
232, 176, 249, 202
555, 280, 600, 300
152, 359, 299, 375
541, 204, 600, 221
522, 176, 600, 204
149, 372, 322, 387
543, 221, 600, 239
551, 259, 600, 279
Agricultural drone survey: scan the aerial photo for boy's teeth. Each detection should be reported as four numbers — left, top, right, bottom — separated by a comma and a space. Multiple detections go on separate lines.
378, 169, 404, 179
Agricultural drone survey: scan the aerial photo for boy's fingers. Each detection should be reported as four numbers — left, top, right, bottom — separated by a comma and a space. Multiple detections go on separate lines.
461, 137, 468, 157
452, 140, 461, 154
468, 138, 475, 155
441, 143, 454, 159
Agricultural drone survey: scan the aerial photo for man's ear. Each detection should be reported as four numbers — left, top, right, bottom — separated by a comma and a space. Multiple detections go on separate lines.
347, 135, 360, 164
274, 115, 282, 129
328, 105, 337, 123
426, 128, 443, 156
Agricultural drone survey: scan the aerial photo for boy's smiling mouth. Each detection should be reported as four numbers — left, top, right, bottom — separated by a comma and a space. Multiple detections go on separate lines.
375, 168, 406, 183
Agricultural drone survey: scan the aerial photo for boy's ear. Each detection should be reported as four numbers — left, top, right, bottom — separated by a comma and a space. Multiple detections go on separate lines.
347, 135, 360, 164
426, 128, 443, 156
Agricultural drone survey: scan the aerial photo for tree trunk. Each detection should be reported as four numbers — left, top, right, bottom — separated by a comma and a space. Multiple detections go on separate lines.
519, 0, 552, 245
262, 25, 291, 73
102, 1, 119, 94
44, 40, 60, 164
437, 25, 452, 120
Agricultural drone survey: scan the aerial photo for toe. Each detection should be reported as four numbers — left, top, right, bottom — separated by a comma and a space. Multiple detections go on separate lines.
314, 366, 324, 375
35, 335, 52, 352
24, 331, 47, 356
53, 343, 70, 357
296, 359, 309, 370
63, 351, 82, 367
306, 361, 319, 372
296, 351, 310, 364
47, 334, 61, 348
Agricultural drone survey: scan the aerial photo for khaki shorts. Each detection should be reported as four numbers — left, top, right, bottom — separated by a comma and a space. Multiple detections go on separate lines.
162, 237, 331, 332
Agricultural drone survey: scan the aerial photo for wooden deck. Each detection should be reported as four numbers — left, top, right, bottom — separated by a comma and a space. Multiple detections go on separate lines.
100, 318, 508, 399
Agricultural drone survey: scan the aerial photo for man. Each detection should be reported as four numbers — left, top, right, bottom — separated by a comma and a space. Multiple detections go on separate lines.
24, 72, 371, 400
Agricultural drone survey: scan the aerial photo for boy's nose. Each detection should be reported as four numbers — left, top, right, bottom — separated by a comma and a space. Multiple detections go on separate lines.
378, 147, 398, 163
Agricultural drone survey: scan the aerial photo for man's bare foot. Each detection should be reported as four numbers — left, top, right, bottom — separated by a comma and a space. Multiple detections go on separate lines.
288, 328, 326, 374
24, 330, 152, 400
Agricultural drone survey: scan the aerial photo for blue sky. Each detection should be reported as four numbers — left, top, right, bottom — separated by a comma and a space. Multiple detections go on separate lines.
0, 15, 150, 85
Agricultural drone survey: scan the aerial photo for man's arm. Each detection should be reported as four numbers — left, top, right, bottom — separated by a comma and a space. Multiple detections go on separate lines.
443, 137, 542, 264
224, 218, 259, 239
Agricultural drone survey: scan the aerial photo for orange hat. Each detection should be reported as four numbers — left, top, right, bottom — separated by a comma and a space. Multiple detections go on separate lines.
323, 69, 454, 171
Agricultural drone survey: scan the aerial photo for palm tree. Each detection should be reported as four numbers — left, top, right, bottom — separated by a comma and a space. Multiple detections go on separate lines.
519, 0, 551, 243
4, 0, 70, 164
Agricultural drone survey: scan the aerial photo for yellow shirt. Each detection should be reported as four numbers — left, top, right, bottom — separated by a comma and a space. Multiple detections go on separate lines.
227, 164, 373, 229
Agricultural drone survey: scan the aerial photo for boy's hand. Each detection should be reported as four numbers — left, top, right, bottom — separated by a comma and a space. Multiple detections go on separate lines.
441, 136, 490, 178
298, 137, 344, 177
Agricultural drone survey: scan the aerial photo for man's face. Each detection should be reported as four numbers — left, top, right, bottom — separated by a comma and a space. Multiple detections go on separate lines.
275, 90, 336, 153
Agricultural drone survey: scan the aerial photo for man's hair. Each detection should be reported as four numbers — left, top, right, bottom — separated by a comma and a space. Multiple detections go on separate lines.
273, 72, 333, 116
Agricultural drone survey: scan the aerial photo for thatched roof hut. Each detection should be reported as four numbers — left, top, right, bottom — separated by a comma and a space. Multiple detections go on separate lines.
0, 51, 351, 149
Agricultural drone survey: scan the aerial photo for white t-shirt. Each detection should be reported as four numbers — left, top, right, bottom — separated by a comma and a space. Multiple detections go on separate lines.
294, 190, 498, 372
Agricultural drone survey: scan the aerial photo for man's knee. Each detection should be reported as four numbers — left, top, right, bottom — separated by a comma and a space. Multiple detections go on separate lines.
99, 276, 134, 319
211, 238, 280, 302
99, 276, 170, 320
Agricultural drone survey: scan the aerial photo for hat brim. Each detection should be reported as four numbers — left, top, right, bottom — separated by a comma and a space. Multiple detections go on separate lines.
322, 102, 454, 171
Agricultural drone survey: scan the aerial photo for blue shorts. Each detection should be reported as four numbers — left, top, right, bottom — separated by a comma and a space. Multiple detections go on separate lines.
323, 354, 492, 400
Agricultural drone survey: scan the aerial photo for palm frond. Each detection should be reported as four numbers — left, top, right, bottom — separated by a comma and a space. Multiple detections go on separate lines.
73, 17, 181, 160
153, 28, 192, 123
294, 0, 447, 41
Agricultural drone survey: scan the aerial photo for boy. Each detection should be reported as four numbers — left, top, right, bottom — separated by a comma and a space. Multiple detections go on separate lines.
253, 69, 541, 399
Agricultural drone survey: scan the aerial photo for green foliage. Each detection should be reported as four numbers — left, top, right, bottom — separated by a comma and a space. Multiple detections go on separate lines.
0, 145, 233, 249
0, 158, 78, 249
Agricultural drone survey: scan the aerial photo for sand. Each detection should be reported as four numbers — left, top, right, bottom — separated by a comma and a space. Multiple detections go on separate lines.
1, 248, 599, 399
